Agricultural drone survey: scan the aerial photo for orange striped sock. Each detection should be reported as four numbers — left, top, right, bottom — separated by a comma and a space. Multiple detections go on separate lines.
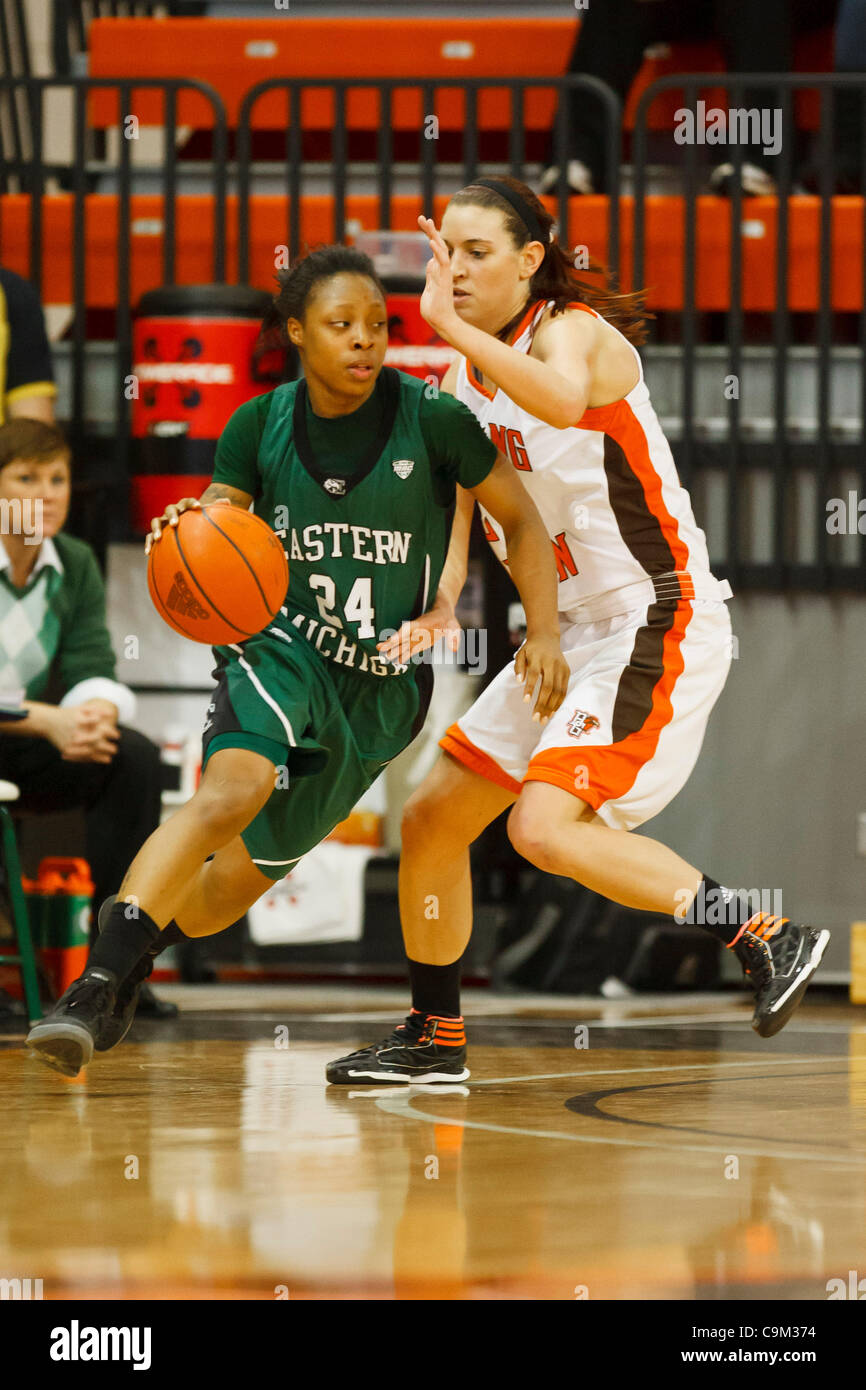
727, 911, 790, 949
424, 1015, 466, 1048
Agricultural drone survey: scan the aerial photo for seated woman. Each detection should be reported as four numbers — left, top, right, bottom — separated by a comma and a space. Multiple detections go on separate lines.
0, 417, 175, 1018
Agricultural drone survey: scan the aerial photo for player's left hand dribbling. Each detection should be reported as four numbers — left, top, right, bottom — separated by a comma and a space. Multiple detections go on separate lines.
514, 634, 569, 723
144, 496, 231, 556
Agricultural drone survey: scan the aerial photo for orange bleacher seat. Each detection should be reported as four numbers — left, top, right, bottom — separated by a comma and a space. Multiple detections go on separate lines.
7, 20, 846, 317
87, 16, 835, 134
2, 193, 862, 314
87, 17, 574, 133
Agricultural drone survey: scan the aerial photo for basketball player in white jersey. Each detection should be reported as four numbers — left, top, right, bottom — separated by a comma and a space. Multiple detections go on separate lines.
327, 176, 829, 1084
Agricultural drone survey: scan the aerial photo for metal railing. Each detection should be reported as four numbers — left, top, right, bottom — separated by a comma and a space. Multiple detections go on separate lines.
0, 0, 32, 171
0, 74, 227, 556
632, 72, 866, 592
1, 68, 865, 590
235, 74, 622, 279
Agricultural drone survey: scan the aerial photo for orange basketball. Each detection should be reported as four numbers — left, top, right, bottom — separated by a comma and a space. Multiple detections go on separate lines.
147, 504, 289, 645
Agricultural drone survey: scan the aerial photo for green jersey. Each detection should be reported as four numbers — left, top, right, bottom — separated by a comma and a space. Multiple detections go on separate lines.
211, 367, 497, 677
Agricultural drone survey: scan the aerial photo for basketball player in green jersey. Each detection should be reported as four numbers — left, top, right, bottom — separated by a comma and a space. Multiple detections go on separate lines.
26, 245, 569, 1078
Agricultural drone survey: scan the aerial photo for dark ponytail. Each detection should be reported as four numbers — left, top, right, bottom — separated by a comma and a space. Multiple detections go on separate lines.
449, 176, 650, 347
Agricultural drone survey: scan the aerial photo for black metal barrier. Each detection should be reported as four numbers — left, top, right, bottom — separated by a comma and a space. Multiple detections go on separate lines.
1, 67, 865, 590
235, 74, 622, 278
632, 72, 866, 591
0, 74, 227, 555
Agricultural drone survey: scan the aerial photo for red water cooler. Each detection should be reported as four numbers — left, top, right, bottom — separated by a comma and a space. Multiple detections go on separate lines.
130, 284, 283, 533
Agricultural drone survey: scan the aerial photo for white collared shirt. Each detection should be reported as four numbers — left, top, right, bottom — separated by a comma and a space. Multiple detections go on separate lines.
0, 534, 64, 580
0, 534, 136, 723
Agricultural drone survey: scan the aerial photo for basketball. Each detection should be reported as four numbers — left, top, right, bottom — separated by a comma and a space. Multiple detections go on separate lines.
147, 504, 289, 644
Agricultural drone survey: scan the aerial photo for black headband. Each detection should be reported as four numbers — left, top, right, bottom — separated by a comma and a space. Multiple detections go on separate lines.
468, 179, 549, 247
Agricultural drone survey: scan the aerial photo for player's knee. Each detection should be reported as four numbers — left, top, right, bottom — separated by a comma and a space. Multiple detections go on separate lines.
506, 804, 555, 871
400, 786, 433, 846
203, 859, 265, 919
192, 782, 267, 843
401, 784, 464, 854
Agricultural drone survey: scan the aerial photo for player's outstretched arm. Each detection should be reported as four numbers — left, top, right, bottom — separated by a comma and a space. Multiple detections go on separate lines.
143, 482, 254, 556
469, 455, 568, 722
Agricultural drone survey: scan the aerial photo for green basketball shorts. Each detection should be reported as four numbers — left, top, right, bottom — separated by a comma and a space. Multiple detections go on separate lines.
200, 627, 432, 880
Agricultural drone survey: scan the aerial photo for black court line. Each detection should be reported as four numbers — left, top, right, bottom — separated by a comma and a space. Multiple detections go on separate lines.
565, 1069, 857, 1149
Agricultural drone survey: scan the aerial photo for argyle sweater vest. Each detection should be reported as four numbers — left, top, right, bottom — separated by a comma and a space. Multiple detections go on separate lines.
0, 533, 118, 702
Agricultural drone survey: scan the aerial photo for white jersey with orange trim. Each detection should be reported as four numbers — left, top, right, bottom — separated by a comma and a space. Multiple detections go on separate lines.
454, 299, 731, 616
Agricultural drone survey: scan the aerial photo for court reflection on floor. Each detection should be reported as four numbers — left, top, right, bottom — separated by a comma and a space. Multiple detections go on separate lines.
1, 1024, 864, 1299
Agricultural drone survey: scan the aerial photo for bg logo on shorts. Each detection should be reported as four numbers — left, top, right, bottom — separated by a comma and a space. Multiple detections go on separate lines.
567, 710, 600, 739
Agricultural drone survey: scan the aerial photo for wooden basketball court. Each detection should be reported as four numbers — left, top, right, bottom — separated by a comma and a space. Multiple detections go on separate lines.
1, 985, 862, 1301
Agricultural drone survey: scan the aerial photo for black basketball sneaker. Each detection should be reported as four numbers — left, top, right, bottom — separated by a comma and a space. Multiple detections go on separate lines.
731, 913, 830, 1037
326, 1009, 470, 1084
92, 894, 163, 1051
95, 954, 156, 1052
25, 968, 119, 1077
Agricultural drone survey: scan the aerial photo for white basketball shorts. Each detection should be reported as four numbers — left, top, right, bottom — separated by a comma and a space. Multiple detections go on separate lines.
440, 595, 733, 831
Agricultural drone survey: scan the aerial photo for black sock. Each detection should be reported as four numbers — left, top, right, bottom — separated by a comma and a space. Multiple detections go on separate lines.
408, 957, 462, 1018
122, 922, 190, 990
147, 921, 188, 958
87, 903, 162, 979
680, 875, 774, 946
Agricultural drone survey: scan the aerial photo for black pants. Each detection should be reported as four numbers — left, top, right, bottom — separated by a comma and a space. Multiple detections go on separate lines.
0, 726, 162, 946
558, 0, 839, 188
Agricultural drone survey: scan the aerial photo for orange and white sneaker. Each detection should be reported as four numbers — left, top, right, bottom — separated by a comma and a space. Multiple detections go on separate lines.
730, 913, 830, 1038
326, 1009, 470, 1084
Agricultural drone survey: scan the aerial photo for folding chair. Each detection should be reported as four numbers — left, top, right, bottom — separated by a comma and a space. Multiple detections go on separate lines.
0, 780, 43, 1023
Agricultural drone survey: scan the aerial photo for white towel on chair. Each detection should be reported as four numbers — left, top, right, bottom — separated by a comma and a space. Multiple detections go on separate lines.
246, 841, 375, 946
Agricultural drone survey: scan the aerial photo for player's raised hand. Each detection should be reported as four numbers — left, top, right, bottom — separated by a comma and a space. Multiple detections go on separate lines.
514, 632, 569, 723
417, 215, 459, 338
144, 496, 231, 555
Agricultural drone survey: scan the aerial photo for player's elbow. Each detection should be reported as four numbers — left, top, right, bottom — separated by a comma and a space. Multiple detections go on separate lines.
499, 511, 543, 554
497, 514, 524, 552
548, 390, 587, 430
